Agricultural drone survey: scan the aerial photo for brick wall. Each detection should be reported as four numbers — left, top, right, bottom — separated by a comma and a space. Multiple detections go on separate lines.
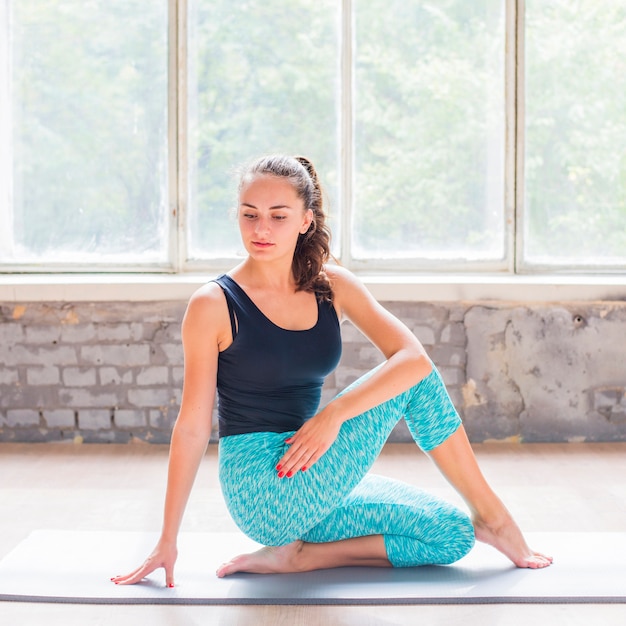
1, 300, 625, 443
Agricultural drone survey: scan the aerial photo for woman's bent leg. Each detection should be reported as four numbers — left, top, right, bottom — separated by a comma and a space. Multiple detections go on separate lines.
301, 474, 475, 567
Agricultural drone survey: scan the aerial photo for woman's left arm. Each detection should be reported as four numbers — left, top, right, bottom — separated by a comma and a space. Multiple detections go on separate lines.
276, 265, 432, 477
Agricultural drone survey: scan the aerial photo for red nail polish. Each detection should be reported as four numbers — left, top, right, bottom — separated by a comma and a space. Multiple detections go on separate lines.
286, 470, 293, 478
276, 464, 282, 471
301, 466, 307, 472
168, 583, 175, 588
278, 471, 284, 478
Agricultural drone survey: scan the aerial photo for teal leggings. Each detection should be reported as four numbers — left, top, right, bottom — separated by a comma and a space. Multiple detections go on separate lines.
218, 366, 475, 567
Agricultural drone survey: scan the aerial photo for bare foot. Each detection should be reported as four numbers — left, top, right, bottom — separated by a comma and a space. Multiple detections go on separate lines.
216, 541, 306, 577
473, 513, 553, 569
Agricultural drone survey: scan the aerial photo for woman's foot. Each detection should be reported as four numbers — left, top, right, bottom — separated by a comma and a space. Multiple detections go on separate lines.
216, 535, 391, 577
473, 513, 553, 569
216, 541, 307, 577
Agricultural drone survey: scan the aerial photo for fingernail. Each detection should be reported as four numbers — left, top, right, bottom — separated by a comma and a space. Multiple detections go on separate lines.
301, 466, 307, 472
278, 471, 284, 478
286, 470, 293, 478
168, 583, 175, 588
276, 464, 282, 471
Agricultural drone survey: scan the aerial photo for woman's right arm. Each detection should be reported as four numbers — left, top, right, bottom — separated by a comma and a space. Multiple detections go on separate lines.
111, 284, 228, 587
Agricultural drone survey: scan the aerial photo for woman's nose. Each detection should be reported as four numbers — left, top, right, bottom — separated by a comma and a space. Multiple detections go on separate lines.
254, 217, 270, 235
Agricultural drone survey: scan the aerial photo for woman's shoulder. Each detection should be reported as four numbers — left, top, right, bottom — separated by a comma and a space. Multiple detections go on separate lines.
324, 264, 375, 319
183, 281, 231, 336
325, 263, 368, 295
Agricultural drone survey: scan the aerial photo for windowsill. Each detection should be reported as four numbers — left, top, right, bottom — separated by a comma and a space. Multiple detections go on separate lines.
0, 273, 625, 303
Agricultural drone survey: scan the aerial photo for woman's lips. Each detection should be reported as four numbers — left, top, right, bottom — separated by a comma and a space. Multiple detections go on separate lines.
252, 241, 274, 248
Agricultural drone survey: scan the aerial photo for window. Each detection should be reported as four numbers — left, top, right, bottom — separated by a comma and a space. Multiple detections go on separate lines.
186, 0, 340, 262
1, 1, 625, 273
522, 0, 626, 270
1, 0, 169, 268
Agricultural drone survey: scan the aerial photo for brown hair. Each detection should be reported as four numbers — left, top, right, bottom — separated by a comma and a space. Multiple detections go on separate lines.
238, 155, 333, 301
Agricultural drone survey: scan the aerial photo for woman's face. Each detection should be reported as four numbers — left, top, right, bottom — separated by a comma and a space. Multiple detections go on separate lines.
238, 175, 313, 262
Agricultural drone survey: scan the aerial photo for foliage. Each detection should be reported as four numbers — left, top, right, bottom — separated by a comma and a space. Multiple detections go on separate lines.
2, 0, 625, 268
524, 0, 626, 262
8, 0, 168, 261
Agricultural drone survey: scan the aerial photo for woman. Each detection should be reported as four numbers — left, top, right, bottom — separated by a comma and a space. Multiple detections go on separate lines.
112, 155, 551, 587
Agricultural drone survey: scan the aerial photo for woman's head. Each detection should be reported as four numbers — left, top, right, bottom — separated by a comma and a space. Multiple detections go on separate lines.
238, 155, 332, 300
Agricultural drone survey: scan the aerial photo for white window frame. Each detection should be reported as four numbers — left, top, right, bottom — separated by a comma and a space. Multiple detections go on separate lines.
1, 0, 625, 285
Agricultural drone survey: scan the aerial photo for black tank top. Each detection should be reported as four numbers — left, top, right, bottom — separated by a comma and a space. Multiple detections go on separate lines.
213, 274, 342, 437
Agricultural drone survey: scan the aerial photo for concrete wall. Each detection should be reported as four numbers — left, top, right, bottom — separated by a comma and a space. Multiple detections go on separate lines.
1, 299, 624, 444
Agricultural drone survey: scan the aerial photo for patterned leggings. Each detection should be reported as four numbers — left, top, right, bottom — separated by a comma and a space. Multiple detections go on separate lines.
218, 366, 475, 567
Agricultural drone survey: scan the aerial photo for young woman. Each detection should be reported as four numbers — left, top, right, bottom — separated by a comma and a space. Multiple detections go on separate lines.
112, 155, 551, 587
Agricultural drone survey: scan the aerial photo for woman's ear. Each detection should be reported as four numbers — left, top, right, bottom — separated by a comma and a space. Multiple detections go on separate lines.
300, 209, 314, 234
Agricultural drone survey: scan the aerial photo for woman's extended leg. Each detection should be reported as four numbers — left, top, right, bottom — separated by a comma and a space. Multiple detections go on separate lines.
427, 427, 552, 568
401, 369, 552, 568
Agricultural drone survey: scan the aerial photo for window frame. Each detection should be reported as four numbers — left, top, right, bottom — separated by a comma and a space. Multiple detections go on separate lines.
1, 0, 625, 277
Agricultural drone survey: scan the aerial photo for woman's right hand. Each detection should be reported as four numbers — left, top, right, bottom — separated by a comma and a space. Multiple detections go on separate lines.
111, 538, 178, 588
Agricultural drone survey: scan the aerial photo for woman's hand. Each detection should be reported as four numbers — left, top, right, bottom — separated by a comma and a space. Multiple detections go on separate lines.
276, 410, 343, 478
111, 538, 178, 588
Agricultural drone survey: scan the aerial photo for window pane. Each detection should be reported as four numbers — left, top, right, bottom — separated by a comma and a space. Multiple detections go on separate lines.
353, 0, 506, 261
524, 0, 626, 266
3, 0, 168, 264
187, 0, 339, 260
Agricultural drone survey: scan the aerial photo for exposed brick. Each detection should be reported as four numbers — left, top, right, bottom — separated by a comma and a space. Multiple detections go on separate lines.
439, 366, 465, 387
96, 324, 133, 342
77, 409, 112, 430
63, 367, 97, 386
155, 344, 183, 365
172, 367, 184, 385
24, 326, 62, 343
412, 325, 436, 346
43, 409, 76, 429
358, 346, 383, 368
129, 323, 146, 341
441, 322, 466, 346
7, 409, 40, 427
339, 322, 362, 342
80, 345, 150, 366
127, 388, 172, 407
60, 324, 97, 343
153, 322, 182, 342
0, 323, 24, 344
136, 366, 169, 386
0, 345, 78, 367
59, 388, 122, 408
27, 366, 60, 386
430, 344, 467, 368
99, 367, 133, 385
0, 368, 19, 385
149, 407, 178, 430
114, 409, 147, 428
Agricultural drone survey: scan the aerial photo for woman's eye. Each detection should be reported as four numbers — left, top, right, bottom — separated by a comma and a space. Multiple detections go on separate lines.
243, 213, 256, 219
273, 215, 287, 221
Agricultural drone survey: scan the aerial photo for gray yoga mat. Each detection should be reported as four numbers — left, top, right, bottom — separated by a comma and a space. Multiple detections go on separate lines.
0, 530, 624, 605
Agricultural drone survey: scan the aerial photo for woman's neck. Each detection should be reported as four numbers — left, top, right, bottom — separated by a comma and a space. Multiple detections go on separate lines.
232, 258, 297, 293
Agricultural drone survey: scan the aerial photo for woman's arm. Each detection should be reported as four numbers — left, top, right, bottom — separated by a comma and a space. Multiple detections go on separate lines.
112, 283, 229, 586
277, 265, 432, 477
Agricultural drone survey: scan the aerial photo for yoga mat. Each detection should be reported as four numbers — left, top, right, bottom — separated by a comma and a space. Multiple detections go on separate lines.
0, 531, 624, 605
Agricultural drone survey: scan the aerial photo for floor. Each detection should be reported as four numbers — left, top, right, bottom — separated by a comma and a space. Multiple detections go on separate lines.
1, 441, 625, 625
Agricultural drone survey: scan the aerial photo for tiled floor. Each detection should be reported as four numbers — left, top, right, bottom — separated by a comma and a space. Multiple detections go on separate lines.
1, 441, 625, 625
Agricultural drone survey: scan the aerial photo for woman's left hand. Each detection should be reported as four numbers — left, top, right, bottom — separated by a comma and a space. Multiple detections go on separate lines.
275, 411, 343, 478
